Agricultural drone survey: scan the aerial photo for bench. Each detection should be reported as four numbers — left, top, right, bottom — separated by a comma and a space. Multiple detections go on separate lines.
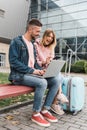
0, 84, 34, 99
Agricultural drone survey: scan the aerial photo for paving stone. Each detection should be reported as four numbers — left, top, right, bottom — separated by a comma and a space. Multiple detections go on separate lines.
4, 124, 21, 130
18, 124, 31, 130
75, 122, 87, 127
63, 122, 80, 129
68, 127, 81, 130
0, 121, 7, 126
80, 126, 87, 130
0, 127, 7, 130
21, 128, 35, 130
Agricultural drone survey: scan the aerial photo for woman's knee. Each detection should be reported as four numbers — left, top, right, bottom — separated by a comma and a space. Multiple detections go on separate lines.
51, 76, 61, 88
57, 73, 63, 82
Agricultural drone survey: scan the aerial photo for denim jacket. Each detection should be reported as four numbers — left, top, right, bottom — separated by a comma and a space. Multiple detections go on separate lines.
8, 36, 42, 82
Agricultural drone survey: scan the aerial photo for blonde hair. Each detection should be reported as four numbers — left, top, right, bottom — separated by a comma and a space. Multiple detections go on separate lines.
41, 29, 56, 51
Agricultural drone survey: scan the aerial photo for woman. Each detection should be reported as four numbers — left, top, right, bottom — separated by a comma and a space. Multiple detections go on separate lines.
34, 29, 68, 115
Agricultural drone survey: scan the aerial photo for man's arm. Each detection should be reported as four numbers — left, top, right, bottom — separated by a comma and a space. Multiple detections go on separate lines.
9, 39, 34, 74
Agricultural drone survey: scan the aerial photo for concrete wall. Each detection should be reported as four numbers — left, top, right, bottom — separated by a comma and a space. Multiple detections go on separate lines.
0, 0, 30, 39
0, 43, 9, 67
0, 0, 31, 69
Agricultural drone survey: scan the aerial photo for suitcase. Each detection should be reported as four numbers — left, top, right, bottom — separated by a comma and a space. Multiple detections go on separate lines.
61, 49, 85, 115
61, 76, 85, 115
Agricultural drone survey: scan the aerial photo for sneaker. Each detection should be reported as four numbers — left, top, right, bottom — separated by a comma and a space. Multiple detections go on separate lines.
51, 104, 65, 115
41, 110, 58, 123
57, 93, 69, 104
31, 113, 50, 127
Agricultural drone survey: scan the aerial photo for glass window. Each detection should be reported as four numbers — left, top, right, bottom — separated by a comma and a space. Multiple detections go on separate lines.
41, 0, 59, 11
29, 0, 38, 19
0, 53, 5, 67
48, 0, 59, 10
41, 0, 46, 11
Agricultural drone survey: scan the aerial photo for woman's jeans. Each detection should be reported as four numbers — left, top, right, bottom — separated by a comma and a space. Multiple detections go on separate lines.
14, 74, 61, 112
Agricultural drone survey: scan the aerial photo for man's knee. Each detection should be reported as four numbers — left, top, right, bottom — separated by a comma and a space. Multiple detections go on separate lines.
39, 78, 48, 89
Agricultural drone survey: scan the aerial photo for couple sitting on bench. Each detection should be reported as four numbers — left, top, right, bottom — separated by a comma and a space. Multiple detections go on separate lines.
8, 18, 68, 127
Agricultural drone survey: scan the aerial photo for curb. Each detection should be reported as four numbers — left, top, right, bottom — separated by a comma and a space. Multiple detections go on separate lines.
0, 100, 33, 114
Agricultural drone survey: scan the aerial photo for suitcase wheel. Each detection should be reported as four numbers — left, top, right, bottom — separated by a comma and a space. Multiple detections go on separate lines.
72, 110, 82, 116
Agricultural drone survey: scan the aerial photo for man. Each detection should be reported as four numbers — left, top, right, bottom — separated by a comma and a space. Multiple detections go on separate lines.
9, 19, 59, 127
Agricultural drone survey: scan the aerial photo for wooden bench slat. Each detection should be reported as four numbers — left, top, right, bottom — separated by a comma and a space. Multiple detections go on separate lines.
0, 84, 34, 99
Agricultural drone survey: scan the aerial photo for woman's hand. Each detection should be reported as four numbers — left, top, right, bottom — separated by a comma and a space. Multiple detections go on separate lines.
42, 57, 52, 66
46, 57, 52, 65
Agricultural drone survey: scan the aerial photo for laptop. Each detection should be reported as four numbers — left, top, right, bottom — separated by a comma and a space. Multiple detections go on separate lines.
29, 59, 65, 78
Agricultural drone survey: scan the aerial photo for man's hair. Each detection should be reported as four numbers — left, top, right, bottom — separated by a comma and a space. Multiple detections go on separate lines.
26, 18, 42, 31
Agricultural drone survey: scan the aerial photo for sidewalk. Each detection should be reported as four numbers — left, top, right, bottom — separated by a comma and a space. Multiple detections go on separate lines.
0, 73, 87, 130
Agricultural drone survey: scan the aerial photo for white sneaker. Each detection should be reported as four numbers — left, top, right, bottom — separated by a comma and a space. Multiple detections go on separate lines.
51, 104, 65, 115
57, 93, 69, 104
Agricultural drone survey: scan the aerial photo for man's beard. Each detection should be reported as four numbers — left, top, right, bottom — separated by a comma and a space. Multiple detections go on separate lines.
31, 35, 40, 40
31, 35, 35, 40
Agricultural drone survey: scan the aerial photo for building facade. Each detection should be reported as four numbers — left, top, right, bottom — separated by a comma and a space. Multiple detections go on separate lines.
0, 0, 30, 67
0, 42, 9, 67
29, 0, 87, 62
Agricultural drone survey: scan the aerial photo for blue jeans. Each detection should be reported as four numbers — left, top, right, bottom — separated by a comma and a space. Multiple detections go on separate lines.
14, 74, 61, 112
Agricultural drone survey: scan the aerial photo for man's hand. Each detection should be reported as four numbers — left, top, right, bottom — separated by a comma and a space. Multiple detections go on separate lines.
33, 69, 46, 76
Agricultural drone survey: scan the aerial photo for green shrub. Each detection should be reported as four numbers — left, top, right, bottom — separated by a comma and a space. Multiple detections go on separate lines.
84, 62, 87, 74
71, 60, 86, 73
71, 65, 85, 73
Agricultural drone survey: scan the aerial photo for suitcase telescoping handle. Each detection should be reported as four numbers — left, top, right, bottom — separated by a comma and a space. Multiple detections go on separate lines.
65, 49, 73, 75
